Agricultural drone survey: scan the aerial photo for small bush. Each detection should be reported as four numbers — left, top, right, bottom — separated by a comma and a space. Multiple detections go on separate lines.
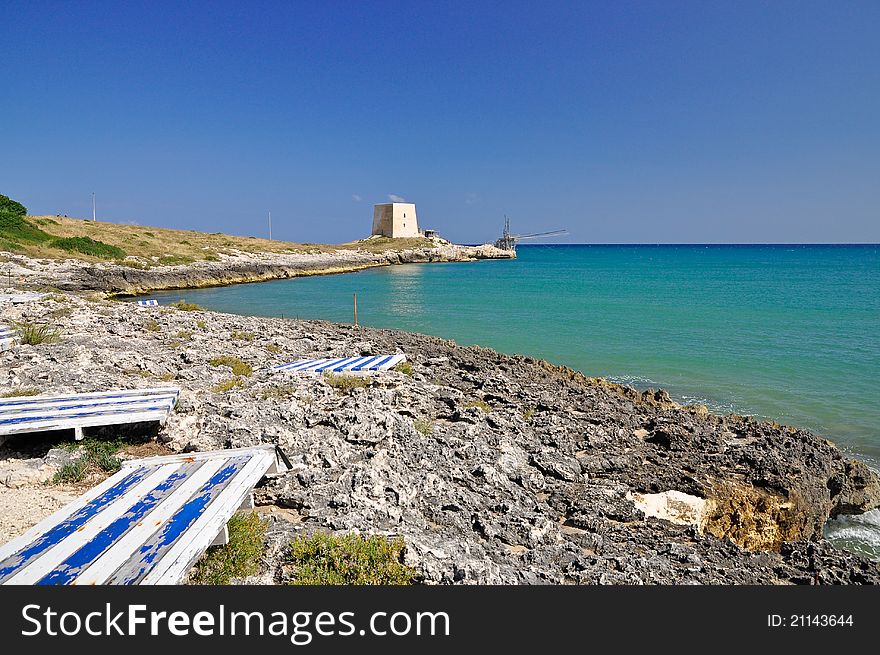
209, 356, 253, 377
190, 512, 267, 584
15, 322, 60, 345
1, 387, 41, 397
324, 373, 370, 392
159, 371, 176, 381
523, 407, 535, 421
175, 330, 192, 340
171, 300, 203, 312
196, 320, 206, 329
52, 236, 126, 259
285, 532, 417, 585
231, 330, 254, 341
464, 400, 492, 413
211, 378, 244, 393
393, 361, 413, 376
413, 418, 434, 436
266, 343, 282, 353
145, 320, 161, 332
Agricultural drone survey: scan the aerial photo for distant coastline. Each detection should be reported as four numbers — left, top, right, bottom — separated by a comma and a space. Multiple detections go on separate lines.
0, 215, 514, 295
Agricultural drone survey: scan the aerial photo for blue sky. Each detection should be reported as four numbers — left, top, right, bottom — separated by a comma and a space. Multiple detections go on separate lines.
1, 1, 878, 244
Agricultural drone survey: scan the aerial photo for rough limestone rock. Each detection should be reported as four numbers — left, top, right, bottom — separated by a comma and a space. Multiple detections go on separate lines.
0, 292, 878, 584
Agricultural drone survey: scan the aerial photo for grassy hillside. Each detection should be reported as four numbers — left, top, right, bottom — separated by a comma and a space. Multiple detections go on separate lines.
0, 214, 438, 266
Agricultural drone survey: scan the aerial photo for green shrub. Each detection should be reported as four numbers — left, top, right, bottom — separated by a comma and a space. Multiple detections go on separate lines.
209, 356, 252, 377
145, 320, 161, 332
324, 373, 370, 392
15, 322, 60, 345
285, 532, 417, 585
266, 343, 282, 353
0, 194, 27, 218
523, 407, 535, 421
190, 512, 267, 584
51, 236, 126, 259
0, 194, 52, 244
393, 361, 413, 376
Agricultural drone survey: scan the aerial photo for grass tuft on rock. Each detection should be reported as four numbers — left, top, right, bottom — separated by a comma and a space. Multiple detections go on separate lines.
171, 300, 204, 312
211, 378, 244, 393
285, 532, 417, 585
1, 387, 41, 397
15, 322, 61, 345
53, 438, 125, 483
413, 418, 434, 436
190, 512, 266, 584
464, 400, 492, 413
324, 373, 370, 392
393, 361, 413, 376
145, 319, 161, 332
209, 356, 253, 377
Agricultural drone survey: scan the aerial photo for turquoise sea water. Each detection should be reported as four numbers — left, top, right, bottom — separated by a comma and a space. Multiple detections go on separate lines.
145, 244, 880, 556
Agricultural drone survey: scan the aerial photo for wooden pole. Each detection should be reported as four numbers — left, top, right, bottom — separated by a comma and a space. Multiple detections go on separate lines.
353, 293, 358, 326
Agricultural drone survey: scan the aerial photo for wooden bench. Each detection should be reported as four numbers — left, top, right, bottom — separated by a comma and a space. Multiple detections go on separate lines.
0, 325, 14, 351
0, 444, 290, 585
0, 387, 180, 446
271, 354, 407, 375
0, 292, 47, 304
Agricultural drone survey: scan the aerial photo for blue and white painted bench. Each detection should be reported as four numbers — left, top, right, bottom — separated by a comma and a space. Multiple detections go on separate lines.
0, 324, 14, 351
0, 387, 180, 446
0, 445, 290, 585
0, 292, 47, 304
270, 354, 407, 375
136, 299, 159, 307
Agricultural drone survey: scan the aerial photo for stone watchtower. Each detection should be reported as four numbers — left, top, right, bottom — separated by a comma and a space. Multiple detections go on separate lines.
371, 203, 420, 238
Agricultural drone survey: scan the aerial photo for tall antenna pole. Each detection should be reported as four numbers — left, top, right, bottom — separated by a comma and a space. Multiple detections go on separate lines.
92, 192, 96, 221
268, 211, 272, 240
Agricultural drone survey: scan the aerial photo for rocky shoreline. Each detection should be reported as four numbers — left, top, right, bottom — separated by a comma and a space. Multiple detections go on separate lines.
1, 292, 879, 584
0, 242, 514, 295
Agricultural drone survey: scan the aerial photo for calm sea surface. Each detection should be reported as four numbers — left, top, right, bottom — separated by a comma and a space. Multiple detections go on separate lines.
145, 244, 880, 556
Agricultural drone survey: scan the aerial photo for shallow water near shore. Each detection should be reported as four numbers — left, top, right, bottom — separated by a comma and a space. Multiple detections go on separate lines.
145, 244, 880, 556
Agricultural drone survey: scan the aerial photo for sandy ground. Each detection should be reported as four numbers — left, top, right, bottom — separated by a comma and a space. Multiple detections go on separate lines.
0, 485, 79, 544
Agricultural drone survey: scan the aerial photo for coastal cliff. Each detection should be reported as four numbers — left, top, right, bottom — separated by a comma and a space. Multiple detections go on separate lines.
0, 242, 514, 294
1, 293, 879, 584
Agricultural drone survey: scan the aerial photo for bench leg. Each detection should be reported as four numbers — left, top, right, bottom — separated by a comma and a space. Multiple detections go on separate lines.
210, 524, 229, 547
74, 426, 84, 441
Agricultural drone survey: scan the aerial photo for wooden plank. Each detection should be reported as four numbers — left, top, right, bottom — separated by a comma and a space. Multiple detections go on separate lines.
71, 459, 227, 586
2, 465, 182, 584
139, 452, 274, 585
106, 454, 260, 585
0, 464, 165, 584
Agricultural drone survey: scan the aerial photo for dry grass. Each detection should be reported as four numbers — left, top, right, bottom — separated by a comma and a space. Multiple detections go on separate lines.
8, 215, 338, 263
337, 236, 435, 253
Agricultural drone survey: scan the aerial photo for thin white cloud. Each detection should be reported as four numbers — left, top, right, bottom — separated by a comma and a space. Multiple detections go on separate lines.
388, 193, 406, 202
352, 194, 362, 202
465, 192, 480, 205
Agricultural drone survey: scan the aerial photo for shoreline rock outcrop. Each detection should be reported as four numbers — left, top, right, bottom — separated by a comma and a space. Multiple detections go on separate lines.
1, 293, 879, 584
0, 243, 514, 294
